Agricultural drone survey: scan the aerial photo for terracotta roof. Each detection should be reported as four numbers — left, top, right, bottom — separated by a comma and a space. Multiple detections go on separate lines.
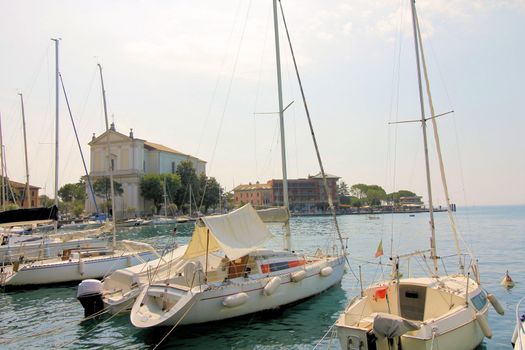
8, 180, 40, 189
309, 172, 340, 179
234, 183, 272, 191
144, 141, 185, 155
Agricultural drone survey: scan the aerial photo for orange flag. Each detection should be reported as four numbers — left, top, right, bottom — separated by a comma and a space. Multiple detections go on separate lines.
375, 239, 384, 258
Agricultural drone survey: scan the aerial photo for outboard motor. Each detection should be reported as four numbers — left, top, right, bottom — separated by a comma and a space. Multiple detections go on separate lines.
77, 279, 104, 317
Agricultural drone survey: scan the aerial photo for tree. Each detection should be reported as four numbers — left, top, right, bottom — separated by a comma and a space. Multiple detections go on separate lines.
139, 174, 163, 213
349, 183, 387, 206
350, 184, 368, 199
58, 182, 86, 202
387, 190, 417, 204
39, 194, 54, 207
337, 181, 350, 205
175, 161, 200, 212
139, 173, 182, 214
93, 177, 123, 204
197, 173, 222, 213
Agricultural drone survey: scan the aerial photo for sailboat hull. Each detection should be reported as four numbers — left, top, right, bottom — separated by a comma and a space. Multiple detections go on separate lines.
0, 237, 108, 264
131, 256, 345, 327
336, 276, 490, 350
1, 251, 158, 287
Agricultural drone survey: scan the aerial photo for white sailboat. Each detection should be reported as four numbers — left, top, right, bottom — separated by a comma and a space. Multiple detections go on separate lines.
513, 297, 525, 350
129, 0, 347, 330
335, 2, 503, 349
77, 243, 188, 316
152, 176, 178, 225
0, 44, 160, 288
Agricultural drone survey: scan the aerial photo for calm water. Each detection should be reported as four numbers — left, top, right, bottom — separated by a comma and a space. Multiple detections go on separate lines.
0, 205, 523, 349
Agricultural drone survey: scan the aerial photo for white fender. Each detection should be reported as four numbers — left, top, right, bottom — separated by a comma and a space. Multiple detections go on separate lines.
487, 293, 504, 315
320, 266, 333, 277
263, 276, 281, 296
291, 270, 306, 282
512, 324, 519, 345
222, 292, 248, 308
476, 312, 492, 339
78, 259, 85, 275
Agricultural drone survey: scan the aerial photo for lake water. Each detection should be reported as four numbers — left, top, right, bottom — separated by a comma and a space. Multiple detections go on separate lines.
0, 205, 523, 349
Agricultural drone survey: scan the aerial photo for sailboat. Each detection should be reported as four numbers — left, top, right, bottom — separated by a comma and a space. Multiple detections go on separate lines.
335, 2, 503, 349
0, 43, 159, 288
513, 297, 525, 350
129, 0, 346, 330
152, 176, 178, 225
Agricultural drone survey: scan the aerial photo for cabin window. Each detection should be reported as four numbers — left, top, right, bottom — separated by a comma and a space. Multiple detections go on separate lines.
471, 290, 488, 311
171, 161, 176, 173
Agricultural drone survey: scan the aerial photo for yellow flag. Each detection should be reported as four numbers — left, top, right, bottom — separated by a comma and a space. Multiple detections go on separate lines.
375, 239, 384, 258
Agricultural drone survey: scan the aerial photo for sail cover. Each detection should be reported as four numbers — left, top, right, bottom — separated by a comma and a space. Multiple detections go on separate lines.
256, 207, 289, 223
0, 205, 58, 227
184, 204, 273, 261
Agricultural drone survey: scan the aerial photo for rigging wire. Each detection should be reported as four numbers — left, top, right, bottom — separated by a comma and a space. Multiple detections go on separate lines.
59, 72, 99, 213
198, 0, 253, 213
278, 0, 356, 281
195, 0, 244, 159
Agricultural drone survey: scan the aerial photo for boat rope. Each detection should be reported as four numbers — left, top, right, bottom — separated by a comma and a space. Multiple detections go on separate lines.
430, 329, 437, 350
312, 320, 337, 350
56, 306, 126, 349
58, 72, 99, 214
152, 297, 199, 350
277, 0, 355, 279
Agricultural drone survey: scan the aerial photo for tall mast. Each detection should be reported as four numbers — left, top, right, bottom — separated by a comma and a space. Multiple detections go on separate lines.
18, 93, 30, 208
163, 175, 168, 217
414, 15, 464, 273
52, 38, 59, 234
272, 0, 291, 251
98, 63, 117, 248
189, 184, 192, 217
0, 113, 5, 210
410, 0, 438, 275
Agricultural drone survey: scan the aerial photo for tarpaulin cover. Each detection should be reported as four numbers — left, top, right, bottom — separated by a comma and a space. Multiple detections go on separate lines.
372, 312, 420, 339
183, 204, 273, 261
0, 205, 58, 227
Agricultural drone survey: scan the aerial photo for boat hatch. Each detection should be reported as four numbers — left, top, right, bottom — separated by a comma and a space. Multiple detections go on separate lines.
399, 284, 427, 321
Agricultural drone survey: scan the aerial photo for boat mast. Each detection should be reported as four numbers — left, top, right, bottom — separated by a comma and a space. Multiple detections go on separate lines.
18, 93, 30, 208
98, 63, 117, 248
189, 184, 192, 217
409, 0, 438, 275
414, 15, 464, 274
52, 38, 59, 234
0, 113, 5, 210
272, 0, 291, 251
163, 175, 168, 217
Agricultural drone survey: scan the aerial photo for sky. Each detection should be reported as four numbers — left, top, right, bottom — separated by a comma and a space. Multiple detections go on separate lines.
0, 0, 524, 206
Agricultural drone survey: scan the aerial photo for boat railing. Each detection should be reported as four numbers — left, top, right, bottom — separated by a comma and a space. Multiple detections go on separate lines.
515, 297, 525, 350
